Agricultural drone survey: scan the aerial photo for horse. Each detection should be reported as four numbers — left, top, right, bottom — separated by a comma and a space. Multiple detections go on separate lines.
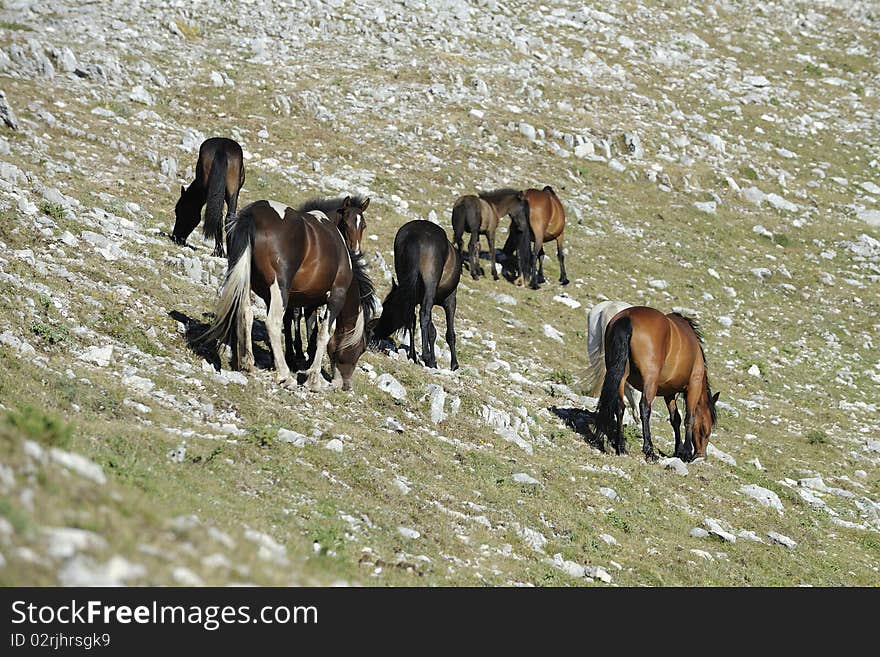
371, 220, 461, 370
583, 300, 641, 425
171, 137, 245, 257
502, 185, 569, 289
197, 199, 373, 391
451, 188, 526, 281
594, 306, 719, 462
282, 195, 371, 366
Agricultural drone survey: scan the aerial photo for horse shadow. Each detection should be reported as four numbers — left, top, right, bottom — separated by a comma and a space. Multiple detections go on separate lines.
168, 310, 274, 372
549, 406, 607, 452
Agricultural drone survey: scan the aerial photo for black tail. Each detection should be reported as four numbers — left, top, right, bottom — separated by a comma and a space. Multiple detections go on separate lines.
372, 267, 419, 342
596, 316, 632, 444
203, 150, 228, 244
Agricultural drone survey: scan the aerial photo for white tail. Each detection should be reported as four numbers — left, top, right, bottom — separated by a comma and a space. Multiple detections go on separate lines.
199, 243, 252, 363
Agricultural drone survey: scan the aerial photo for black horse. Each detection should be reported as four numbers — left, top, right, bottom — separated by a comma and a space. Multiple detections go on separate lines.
372, 220, 461, 370
171, 137, 245, 257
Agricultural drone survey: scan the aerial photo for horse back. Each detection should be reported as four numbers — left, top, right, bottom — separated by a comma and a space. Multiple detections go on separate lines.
524, 187, 565, 240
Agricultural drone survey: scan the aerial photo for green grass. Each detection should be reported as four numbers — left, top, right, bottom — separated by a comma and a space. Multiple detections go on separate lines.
4, 405, 73, 449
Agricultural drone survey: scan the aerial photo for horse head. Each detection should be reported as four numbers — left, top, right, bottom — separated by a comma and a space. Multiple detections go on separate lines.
335, 195, 370, 255
692, 390, 720, 459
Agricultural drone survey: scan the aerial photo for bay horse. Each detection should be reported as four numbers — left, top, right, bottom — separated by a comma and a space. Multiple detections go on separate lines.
595, 306, 719, 462
372, 220, 461, 370
583, 300, 641, 425
197, 199, 373, 391
451, 188, 526, 281
502, 185, 569, 289
172, 137, 245, 257
283, 195, 371, 366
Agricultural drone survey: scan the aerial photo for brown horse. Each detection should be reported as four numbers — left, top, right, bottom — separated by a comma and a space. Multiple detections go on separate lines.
198, 199, 373, 391
451, 189, 525, 280
595, 306, 719, 462
502, 185, 569, 288
284, 195, 371, 366
172, 137, 245, 257
372, 220, 461, 370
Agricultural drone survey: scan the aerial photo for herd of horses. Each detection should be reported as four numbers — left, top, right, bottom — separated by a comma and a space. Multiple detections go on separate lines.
171, 137, 718, 462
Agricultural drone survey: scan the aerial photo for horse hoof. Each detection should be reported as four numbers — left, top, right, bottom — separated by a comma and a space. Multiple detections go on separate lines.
560, 278, 570, 286
644, 451, 659, 463
529, 282, 540, 290
450, 362, 459, 371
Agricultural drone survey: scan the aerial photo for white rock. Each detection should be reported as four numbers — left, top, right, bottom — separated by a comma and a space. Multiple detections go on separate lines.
50, 449, 106, 485
542, 324, 564, 343
43, 527, 108, 560
512, 473, 541, 485
552, 294, 581, 309
210, 71, 224, 87
707, 444, 737, 466
517, 525, 547, 553
78, 345, 113, 368
741, 484, 784, 513
325, 438, 344, 453
519, 122, 537, 141
748, 364, 762, 377
585, 565, 613, 583
59, 555, 145, 586
547, 553, 585, 578
599, 533, 618, 546
690, 527, 710, 538
398, 526, 420, 539
704, 518, 737, 543
737, 530, 764, 543
383, 417, 404, 433
599, 487, 618, 500
172, 567, 204, 586
690, 549, 714, 561
765, 193, 798, 212
648, 279, 668, 290
244, 529, 288, 563
376, 373, 407, 400
122, 374, 154, 394
574, 141, 595, 158
660, 457, 688, 475
694, 201, 717, 214
425, 384, 447, 423
744, 75, 771, 87
129, 85, 153, 105
277, 428, 311, 447
767, 531, 797, 549
608, 158, 626, 172
856, 209, 880, 226
718, 316, 733, 328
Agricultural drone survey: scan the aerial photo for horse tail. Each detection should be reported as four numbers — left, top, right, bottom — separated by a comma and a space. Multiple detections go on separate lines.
584, 307, 608, 398
372, 266, 419, 342
596, 315, 632, 440
338, 253, 376, 351
196, 210, 253, 355
451, 200, 468, 241
202, 149, 228, 244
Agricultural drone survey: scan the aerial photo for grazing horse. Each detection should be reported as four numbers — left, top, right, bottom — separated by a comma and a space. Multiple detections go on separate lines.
451, 188, 525, 280
198, 200, 372, 391
172, 137, 245, 257
502, 185, 569, 289
584, 300, 641, 425
595, 306, 719, 462
372, 220, 461, 370
284, 195, 371, 365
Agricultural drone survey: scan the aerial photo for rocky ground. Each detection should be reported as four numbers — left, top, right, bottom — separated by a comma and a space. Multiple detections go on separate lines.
0, 0, 877, 586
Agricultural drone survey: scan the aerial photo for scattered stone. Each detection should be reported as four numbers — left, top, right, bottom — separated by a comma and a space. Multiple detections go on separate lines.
325, 438, 344, 453
424, 384, 447, 423
129, 85, 154, 106
660, 457, 688, 475
383, 417, 404, 433
43, 527, 108, 560
690, 527, 710, 539
707, 444, 737, 466
741, 484, 784, 513
376, 373, 407, 400
244, 529, 287, 564
704, 518, 737, 543
748, 364, 762, 377
78, 345, 113, 368
546, 553, 585, 578
0, 90, 19, 130
398, 527, 420, 539
277, 428, 311, 447
599, 487, 618, 501
50, 448, 106, 485
599, 533, 617, 546
512, 473, 541, 485
542, 324, 564, 343
767, 532, 797, 549
585, 565, 613, 583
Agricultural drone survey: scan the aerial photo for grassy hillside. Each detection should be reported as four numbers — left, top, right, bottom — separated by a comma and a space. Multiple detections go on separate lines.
0, 0, 877, 586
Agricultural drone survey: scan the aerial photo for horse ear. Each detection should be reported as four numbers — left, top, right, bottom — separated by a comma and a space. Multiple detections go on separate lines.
180, 185, 185, 195
712, 391, 720, 405
516, 191, 524, 201
360, 197, 370, 212
342, 195, 352, 209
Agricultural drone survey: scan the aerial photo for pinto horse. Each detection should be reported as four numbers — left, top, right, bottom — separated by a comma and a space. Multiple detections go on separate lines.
198, 200, 373, 391
372, 220, 461, 370
502, 185, 569, 288
284, 195, 371, 366
172, 137, 245, 257
595, 306, 719, 462
451, 188, 525, 281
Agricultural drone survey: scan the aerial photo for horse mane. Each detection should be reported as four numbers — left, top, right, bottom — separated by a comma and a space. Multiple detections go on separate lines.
670, 312, 717, 425
477, 187, 521, 203
297, 194, 368, 216
351, 252, 376, 328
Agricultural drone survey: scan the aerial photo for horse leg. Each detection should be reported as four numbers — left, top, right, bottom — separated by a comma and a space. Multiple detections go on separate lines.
536, 247, 546, 284
240, 293, 255, 372
556, 235, 570, 286
639, 385, 658, 461
682, 408, 696, 462
420, 285, 438, 368
304, 289, 345, 391
283, 306, 295, 368
266, 277, 294, 388
666, 396, 683, 459
468, 230, 480, 280
613, 362, 629, 455
529, 235, 544, 289
442, 291, 459, 371
488, 228, 499, 280
407, 308, 419, 364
